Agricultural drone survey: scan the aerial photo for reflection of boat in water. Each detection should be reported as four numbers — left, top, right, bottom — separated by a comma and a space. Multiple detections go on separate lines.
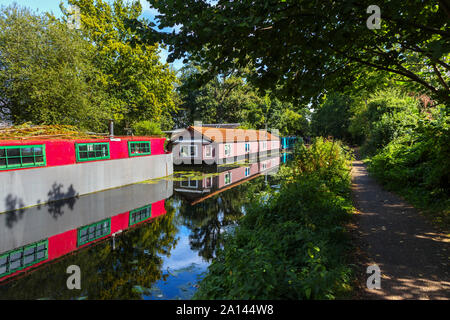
173, 154, 280, 205
0, 180, 173, 282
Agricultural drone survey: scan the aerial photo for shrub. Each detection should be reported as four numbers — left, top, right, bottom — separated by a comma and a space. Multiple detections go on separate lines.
355, 88, 420, 156
311, 93, 353, 142
368, 111, 450, 229
194, 138, 355, 299
131, 120, 164, 136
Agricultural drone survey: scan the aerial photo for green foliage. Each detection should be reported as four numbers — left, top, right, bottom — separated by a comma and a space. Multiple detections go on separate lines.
265, 99, 310, 137
176, 63, 310, 136
0, 1, 178, 133
63, 0, 178, 132
311, 93, 353, 142
367, 110, 450, 229
175, 63, 266, 128
131, 120, 164, 136
355, 88, 420, 155
0, 5, 110, 131
147, 0, 450, 104
194, 138, 354, 299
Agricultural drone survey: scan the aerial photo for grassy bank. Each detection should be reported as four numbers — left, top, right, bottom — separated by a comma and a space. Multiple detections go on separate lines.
193, 138, 355, 299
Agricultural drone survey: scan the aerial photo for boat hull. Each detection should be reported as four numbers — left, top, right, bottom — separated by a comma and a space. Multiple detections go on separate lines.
0, 153, 173, 213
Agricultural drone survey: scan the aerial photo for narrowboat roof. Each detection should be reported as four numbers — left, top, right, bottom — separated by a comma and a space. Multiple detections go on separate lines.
171, 126, 279, 143
0, 135, 163, 141
0, 125, 164, 142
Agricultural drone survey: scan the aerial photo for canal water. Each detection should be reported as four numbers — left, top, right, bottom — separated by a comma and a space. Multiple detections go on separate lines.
0, 153, 292, 299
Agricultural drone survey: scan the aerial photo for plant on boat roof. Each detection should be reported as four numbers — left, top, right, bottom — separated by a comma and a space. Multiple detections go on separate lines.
131, 121, 164, 137
0, 122, 104, 140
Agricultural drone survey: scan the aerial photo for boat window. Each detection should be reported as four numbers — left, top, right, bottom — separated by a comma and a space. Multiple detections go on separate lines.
205, 145, 213, 157
224, 144, 232, 156
180, 145, 197, 157
129, 204, 152, 226
128, 141, 151, 157
77, 218, 111, 246
0, 145, 46, 170
76, 143, 110, 162
0, 239, 48, 278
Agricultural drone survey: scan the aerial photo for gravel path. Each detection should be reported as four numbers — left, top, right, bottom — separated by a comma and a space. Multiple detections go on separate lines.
351, 157, 450, 300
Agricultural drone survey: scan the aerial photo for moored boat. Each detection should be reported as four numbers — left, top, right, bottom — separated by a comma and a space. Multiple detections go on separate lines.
0, 133, 173, 213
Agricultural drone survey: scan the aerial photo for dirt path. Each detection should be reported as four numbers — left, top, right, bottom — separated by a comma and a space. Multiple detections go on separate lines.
351, 157, 450, 300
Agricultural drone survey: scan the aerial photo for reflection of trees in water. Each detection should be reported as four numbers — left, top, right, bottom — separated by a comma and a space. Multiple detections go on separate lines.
0, 202, 178, 300
178, 178, 270, 261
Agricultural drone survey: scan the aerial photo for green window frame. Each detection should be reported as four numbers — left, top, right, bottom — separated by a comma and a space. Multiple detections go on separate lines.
128, 141, 151, 157
75, 142, 110, 162
129, 204, 152, 226
0, 239, 48, 278
0, 145, 46, 170
77, 218, 111, 246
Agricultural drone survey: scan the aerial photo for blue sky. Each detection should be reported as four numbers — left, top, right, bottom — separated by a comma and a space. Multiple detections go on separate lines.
0, 0, 184, 70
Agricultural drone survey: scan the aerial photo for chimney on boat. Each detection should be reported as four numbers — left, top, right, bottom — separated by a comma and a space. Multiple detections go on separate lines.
109, 119, 114, 139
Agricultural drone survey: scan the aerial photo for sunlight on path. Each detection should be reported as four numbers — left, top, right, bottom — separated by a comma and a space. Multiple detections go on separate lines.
351, 158, 450, 300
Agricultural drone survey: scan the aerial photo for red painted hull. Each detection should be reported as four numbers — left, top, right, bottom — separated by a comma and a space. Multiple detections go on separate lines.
0, 136, 166, 171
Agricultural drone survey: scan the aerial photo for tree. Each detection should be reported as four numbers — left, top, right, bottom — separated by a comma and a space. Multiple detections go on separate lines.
62, 0, 178, 132
0, 5, 110, 131
266, 99, 310, 137
145, 0, 450, 104
175, 62, 311, 135
351, 88, 421, 155
177, 188, 244, 261
311, 93, 353, 142
175, 63, 267, 128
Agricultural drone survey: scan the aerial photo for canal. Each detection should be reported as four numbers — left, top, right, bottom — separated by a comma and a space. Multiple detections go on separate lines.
0, 153, 292, 299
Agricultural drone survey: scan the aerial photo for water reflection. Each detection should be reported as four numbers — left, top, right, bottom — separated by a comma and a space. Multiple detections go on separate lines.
0, 153, 288, 299
174, 155, 280, 261
0, 180, 175, 299
174, 155, 280, 205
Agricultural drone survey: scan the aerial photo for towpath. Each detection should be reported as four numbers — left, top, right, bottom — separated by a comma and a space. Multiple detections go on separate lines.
351, 154, 450, 299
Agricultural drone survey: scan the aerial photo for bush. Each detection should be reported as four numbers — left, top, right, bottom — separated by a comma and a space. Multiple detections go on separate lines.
194, 138, 355, 299
311, 93, 353, 142
131, 120, 164, 136
354, 88, 420, 156
367, 112, 450, 229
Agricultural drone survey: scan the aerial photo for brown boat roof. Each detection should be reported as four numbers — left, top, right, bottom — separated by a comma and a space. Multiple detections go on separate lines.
189, 126, 279, 143
0, 124, 164, 140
